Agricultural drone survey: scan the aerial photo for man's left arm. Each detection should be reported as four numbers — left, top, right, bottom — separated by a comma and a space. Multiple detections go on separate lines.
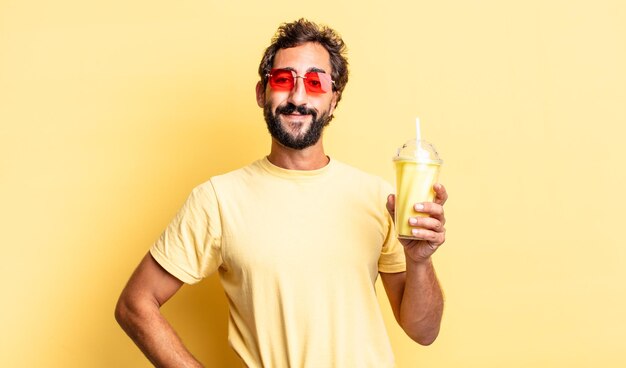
380, 183, 448, 345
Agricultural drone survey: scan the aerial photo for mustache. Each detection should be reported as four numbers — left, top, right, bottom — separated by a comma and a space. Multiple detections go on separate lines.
275, 103, 317, 117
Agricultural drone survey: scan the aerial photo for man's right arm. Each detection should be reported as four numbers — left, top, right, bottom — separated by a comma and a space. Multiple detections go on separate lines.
115, 252, 203, 368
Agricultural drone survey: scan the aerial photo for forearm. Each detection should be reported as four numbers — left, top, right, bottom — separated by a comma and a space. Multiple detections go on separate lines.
115, 299, 203, 368
399, 257, 444, 345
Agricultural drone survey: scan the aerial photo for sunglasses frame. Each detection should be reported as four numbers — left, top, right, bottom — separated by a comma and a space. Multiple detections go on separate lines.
266, 68, 335, 94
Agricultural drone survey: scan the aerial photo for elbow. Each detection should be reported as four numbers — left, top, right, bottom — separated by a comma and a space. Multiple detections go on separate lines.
401, 321, 440, 346
406, 329, 439, 346
115, 292, 159, 333
114, 297, 130, 328
412, 333, 438, 346
115, 294, 141, 331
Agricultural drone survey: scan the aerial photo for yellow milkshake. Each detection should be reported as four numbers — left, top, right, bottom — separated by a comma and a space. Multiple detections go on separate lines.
393, 140, 442, 239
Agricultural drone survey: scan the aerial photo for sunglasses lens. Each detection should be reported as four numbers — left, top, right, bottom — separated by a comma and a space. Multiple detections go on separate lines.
268, 69, 333, 94
304, 72, 331, 93
268, 69, 294, 91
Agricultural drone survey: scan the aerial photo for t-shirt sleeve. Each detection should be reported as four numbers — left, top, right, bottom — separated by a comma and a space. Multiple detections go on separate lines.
150, 181, 222, 284
377, 181, 407, 273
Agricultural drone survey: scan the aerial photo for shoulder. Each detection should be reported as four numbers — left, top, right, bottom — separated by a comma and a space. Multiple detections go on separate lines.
192, 160, 267, 199
198, 160, 262, 186
331, 159, 393, 192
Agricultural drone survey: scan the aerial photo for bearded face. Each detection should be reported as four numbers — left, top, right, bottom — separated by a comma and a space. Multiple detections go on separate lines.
263, 101, 332, 150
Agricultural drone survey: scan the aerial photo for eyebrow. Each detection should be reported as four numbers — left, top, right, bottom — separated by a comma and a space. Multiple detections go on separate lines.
308, 67, 327, 74
279, 66, 328, 74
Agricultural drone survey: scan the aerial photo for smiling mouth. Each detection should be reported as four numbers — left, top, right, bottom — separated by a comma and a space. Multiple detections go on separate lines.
281, 113, 311, 120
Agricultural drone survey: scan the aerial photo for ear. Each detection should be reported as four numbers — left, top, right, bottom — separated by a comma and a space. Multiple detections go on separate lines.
255, 81, 265, 108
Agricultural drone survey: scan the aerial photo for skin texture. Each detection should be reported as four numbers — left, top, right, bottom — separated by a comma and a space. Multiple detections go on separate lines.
382, 185, 447, 345
115, 253, 202, 367
115, 41, 447, 367
255, 42, 337, 170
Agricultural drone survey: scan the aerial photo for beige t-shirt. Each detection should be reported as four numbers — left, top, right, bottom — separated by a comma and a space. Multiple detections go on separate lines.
151, 157, 406, 368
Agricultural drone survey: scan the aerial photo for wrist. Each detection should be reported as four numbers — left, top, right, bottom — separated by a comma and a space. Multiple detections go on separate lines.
404, 253, 433, 267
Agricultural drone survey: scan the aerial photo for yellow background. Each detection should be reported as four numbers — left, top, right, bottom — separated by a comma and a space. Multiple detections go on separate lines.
1, 0, 625, 367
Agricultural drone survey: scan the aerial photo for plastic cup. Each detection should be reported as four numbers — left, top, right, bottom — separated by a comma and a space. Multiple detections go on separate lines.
393, 139, 443, 239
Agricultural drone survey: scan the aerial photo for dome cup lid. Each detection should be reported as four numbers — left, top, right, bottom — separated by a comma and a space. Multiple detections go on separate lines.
393, 139, 443, 164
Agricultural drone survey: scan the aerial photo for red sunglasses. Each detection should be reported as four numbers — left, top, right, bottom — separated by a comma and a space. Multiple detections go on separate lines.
266, 68, 335, 94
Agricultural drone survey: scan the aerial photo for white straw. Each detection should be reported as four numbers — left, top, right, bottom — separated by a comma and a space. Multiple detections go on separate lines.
415, 117, 421, 143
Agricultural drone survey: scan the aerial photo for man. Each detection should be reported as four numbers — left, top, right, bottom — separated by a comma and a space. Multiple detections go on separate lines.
115, 19, 448, 368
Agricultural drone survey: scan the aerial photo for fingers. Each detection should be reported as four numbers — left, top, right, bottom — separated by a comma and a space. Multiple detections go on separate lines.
433, 183, 448, 205
386, 194, 395, 218
413, 202, 445, 224
398, 184, 449, 256
409, 227, 445, 245
407, 200, 446, 246
408, 216, 444, 232
407, 216, 446, 246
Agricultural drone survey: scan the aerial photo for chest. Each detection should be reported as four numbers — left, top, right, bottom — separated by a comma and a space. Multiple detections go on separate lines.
217, 180, 385, 278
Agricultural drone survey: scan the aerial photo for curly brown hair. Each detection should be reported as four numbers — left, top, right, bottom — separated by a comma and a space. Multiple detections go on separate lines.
258, 19, 349, 106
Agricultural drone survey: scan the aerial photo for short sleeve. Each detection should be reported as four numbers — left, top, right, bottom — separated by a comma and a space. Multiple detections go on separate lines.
377, 181, 407, 273
150, 181, 222, 284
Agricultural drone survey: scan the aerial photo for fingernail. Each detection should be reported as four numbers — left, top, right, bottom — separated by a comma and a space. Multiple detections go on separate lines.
414, 204, 424, 211
412, 228, 419, 236
409, 217, 418, 225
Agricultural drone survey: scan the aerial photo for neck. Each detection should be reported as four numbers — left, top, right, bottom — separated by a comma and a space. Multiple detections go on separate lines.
267, 139, 329, 170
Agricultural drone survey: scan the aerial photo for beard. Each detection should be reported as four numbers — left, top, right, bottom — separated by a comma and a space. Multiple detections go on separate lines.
263, 102, 332, 150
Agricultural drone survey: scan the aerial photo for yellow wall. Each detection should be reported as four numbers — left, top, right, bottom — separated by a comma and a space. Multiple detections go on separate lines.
1, 0, 625, 367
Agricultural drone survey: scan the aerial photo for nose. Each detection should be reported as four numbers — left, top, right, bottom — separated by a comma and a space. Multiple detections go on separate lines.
287, 77, 308, 106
